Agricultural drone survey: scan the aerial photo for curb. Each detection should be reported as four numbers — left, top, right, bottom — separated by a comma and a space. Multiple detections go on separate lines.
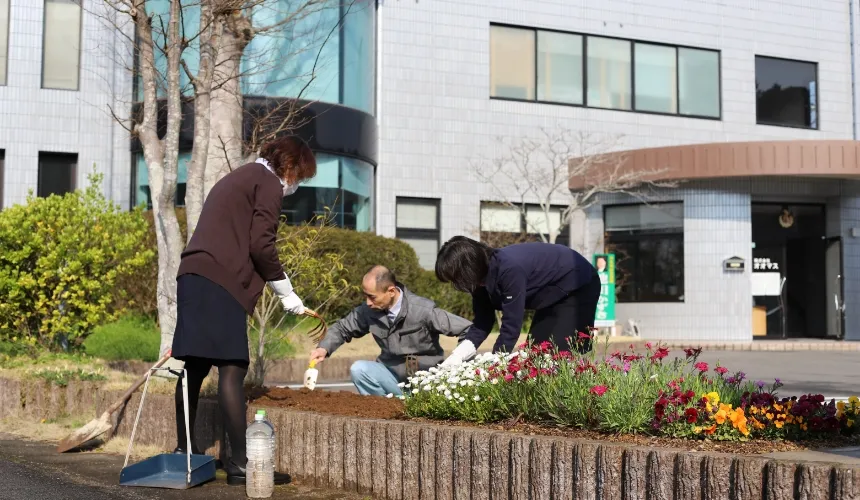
1, 376, 858, 499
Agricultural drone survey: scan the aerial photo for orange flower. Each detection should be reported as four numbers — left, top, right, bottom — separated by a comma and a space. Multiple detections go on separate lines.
737, 421, 750, 436
800, 423, 808, 431
766, 412, 774, 421
714, 409, 727, 425
703, 424, 717, 435
752, 417, 765, 430
775, 420, 784, 429
773, 403, 783, 412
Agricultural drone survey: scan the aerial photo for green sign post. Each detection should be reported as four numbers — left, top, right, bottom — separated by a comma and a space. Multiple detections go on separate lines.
593, 253, 616, 328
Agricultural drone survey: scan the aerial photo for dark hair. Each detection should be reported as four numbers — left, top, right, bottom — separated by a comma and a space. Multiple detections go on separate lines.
365, 265, 397, 291
435, 236, 495, 294
259, 135, 317, 185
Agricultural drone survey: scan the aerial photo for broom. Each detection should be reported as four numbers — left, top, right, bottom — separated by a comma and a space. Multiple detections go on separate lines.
57, 350, 172, 453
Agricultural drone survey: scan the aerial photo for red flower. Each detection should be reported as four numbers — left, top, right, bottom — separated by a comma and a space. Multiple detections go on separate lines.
650, 347, 669, 362
578, 331, 592, 340
683, 347, 703, 359
590, 385, 608, 396
694, 362, 709, 373
528, 367, 539, 379
685, 407, 699, 424
714, 366, 728, 375
503, 373, 514, 382
645, 342, 653, 350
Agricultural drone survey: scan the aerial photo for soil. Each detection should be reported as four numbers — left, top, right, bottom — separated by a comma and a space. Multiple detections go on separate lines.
248, 387, 859, 456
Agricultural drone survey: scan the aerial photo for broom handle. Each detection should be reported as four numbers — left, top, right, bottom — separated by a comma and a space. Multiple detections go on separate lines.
106, 350, 173, 415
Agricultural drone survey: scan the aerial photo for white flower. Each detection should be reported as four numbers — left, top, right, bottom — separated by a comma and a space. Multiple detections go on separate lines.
459, 380, 468, 387
454, 393, 461, 400
397, 382, 406, 388
422, 385, 431, 391
386, 393, 393, 398
445, 394, 452, 400
491, 378, 499, 385
473, 395, 481, 401
412, 389, 419, 394
398, 395, 406, 400
444, 389, 452, 396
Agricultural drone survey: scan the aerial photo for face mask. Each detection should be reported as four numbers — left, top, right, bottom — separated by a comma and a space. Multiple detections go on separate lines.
282, 183, 299, 197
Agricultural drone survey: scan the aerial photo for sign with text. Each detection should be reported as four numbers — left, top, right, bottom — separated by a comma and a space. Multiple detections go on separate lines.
593, 253, 616, 327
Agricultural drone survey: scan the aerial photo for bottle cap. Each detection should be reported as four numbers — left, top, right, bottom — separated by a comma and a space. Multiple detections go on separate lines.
256, 409, 266, 416
254, 413, 264, 421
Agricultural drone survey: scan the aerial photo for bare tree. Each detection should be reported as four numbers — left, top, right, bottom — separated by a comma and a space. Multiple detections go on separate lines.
471, 127, 674, 246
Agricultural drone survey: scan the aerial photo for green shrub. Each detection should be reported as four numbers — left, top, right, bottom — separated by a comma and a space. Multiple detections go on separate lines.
0, 173, 153, 348
33, 367, 107, 387
83, 314, 160, 362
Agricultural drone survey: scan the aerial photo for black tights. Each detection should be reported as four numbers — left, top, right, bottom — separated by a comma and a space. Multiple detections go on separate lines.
175, 357, 248, 466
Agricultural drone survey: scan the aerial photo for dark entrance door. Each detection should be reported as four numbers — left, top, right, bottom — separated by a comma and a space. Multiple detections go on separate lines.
751, 203, 827, 338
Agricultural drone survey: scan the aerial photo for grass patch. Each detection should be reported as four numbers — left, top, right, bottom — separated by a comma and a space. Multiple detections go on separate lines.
33, 367, 107, 387
83, 314, 160, 362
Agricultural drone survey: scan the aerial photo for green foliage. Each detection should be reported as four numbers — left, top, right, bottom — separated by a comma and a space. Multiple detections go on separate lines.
0, 172, 154, 348
83, 314, 161, 362
32, 367, 107, 387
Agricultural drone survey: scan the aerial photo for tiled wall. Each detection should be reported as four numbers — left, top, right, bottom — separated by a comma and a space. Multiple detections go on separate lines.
0, 1, 131, 208
581, 178, 857, 341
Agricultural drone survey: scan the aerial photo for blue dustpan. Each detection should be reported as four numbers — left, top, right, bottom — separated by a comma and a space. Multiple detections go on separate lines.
119, 366, 217, 490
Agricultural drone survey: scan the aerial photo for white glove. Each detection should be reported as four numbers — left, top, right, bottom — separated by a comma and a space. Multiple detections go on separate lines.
440, 340, 477, 367
280, 291, 305, 315
269, 275, 305, 315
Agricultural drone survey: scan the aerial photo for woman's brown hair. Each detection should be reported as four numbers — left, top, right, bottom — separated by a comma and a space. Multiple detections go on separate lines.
260, 136, 317, 185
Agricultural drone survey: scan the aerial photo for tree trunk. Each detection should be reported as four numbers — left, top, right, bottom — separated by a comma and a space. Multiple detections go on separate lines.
184, 4, 220, 241
205, 18, 250, 197
133, 0, 185, 357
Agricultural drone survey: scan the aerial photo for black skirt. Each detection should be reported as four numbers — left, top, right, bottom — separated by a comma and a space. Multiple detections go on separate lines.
172, 273, 249, 363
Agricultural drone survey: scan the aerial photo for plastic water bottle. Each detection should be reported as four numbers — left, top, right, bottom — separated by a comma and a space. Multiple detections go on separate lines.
256, 410, 276, 458
246, 412, 274, 498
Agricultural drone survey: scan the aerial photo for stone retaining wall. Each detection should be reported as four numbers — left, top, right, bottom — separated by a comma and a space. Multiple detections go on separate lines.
1, 376, 858, 499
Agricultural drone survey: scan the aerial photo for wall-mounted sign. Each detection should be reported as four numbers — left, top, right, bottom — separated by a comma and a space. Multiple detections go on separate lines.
753, 257, 780, 271
723, 256, 745, 272
593, 253, 615, 327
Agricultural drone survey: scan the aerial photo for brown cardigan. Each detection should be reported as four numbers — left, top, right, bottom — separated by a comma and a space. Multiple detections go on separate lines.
178, 162, 285, 314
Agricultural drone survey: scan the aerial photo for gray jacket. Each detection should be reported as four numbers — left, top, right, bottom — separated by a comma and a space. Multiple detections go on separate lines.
317, 284, 472, 381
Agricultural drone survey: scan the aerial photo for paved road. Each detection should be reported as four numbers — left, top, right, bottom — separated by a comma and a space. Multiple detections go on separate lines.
0, 434, 364, 500
279, 350, 860, 399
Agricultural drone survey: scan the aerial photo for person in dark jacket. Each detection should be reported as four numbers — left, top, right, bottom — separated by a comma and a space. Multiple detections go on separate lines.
170, 135, 316, 486
434, 236, 601, 365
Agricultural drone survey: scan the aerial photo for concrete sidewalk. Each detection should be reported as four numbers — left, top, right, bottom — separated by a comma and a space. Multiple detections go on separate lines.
0, 433, 366, 500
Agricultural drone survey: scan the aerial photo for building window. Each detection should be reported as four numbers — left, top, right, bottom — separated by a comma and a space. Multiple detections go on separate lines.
480, 202, 570, 247
489, 25, 535, 100
38, 152, 77, 197
587, 37, 631, 110
0, 0, 9, 86
43, 0, 82, 90
755, 56, 818, 129
537, 31, 583, 105
133, 152, 189, 208
396, 197, 440, 270
634, 43, 677, 114
488, 23, 721, 119
604, 203, 684, 303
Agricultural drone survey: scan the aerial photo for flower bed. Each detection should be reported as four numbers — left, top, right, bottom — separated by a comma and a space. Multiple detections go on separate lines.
400, 341, 860, 445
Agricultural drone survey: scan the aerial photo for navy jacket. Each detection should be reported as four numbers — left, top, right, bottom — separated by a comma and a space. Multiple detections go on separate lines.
464, 242, 595, 353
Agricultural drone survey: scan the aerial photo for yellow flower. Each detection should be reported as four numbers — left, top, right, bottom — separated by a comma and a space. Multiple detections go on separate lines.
796, 416, 804, 424
838, 401, 846, 412
786, 415, 795, 424
849, 396, 859, 405
773, 403, 783, 412
801, 423, 808, 431
752, 417, 765, 430
775, 420, 784, 429
750, 407, 758, 415
766, 412, 774, 421
848, 420, 855, 428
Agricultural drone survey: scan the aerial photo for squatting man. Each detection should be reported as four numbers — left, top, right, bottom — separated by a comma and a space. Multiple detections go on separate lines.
308, 265, 473, 396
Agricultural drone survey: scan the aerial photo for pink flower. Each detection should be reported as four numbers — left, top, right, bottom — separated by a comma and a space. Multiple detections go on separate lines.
590, 385, 608, 396
714, 366, 728, 375
578, 331, 592, 340
694, 362, 709, 373
503, 373, 514, 382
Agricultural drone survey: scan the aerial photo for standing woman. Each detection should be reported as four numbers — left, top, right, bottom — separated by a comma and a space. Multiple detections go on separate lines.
171, 136, 316, 485
435, 236, 601, 365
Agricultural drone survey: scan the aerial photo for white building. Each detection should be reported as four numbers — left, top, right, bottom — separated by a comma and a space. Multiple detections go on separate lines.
1, 0, 858, 342
375, 0, 860, 342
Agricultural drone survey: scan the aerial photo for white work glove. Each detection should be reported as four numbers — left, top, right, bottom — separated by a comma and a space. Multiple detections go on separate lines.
269, 275, 305, 315
440, 340, 477, 367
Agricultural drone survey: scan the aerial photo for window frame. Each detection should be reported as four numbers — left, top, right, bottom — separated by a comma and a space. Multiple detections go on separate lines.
41, 0, 84, 91
603, 201, 685, 304
0, 149, 5, 208
0, 0, 10, 86
479, 201, 571, 247
395, 196, 442, 261
754, 54, 820, 130
489, 22, 722, 120
37, 151, 78, 198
